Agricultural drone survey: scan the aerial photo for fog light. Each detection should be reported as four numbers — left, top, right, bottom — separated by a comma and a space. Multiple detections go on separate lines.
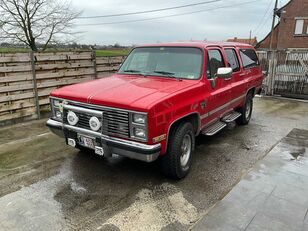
89, 116, 101, 131
134, 127, 146, 138
67, 111, 78, 125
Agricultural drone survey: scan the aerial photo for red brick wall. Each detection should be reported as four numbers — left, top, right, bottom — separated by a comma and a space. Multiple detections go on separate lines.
277, 0, 308, 49
257, 0, 308, 50
257, 25, 280, 49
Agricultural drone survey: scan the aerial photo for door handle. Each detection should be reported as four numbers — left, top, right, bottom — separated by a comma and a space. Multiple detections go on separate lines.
239, 73, 246, 77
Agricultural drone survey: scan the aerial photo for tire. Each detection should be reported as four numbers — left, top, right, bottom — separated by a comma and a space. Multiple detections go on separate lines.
160, 122, 195, 179
236, 93, 253, 125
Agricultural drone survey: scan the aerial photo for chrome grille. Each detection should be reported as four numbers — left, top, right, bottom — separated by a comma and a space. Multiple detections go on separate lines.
103, 110, 129, 137
63, 104, 130, 138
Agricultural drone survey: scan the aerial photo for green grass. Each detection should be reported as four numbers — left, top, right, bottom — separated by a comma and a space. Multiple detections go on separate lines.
0, 47, 129, 57
0, 47, 30, 53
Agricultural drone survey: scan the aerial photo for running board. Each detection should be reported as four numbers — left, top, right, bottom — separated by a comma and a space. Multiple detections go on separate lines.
221, 111, 242, 123
201, 121, 227, 136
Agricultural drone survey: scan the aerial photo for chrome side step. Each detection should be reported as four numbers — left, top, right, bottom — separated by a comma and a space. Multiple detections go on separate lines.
221, 111, 241, 123
201, 121, 227, 136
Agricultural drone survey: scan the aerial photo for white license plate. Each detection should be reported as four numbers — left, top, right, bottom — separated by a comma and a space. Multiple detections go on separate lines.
79, 135, 95, 149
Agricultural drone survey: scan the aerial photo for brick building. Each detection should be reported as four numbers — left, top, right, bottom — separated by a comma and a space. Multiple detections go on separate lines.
256, 0, 308, 50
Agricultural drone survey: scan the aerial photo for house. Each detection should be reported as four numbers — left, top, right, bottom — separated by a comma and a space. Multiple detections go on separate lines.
256, 0, 308, 50
227, 37, 258, 46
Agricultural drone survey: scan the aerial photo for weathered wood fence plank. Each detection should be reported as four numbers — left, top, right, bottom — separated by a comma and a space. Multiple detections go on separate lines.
0, 51, 126, 124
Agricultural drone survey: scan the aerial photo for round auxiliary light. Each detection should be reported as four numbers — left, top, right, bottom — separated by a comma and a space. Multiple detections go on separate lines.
67, 111, 78, 126
89, 116, 101, 131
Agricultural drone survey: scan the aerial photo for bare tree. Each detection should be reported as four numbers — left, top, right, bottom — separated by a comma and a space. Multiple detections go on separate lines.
0, 0, 81, 51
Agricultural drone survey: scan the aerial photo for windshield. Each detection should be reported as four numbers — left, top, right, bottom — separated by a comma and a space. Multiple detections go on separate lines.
118, 47, 203, 80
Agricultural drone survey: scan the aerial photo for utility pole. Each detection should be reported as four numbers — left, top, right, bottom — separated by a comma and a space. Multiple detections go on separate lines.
269, 0, 279, 50
249, 30, 252, 45
268, 0, 279, 96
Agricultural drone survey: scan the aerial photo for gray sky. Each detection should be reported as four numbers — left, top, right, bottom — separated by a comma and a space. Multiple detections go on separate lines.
71, 0, 290, 46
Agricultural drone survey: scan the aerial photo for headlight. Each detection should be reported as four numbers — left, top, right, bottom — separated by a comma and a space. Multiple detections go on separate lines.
67, 111, 79, 125
89, 116, 101, 131
53, 99, 60, 107
132, 113, 146, 124
133, 127, 146, 138
51, 98, 63, 121
55, 110, 62, 119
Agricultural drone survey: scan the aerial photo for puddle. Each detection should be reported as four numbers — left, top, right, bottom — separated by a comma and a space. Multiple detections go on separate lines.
290, 147, 305, 160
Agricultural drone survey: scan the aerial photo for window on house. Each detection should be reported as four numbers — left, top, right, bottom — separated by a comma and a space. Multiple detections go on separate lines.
294, 19, 304, 35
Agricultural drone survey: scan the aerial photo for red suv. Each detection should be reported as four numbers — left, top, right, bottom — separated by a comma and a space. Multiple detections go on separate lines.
47, 42, 263, 179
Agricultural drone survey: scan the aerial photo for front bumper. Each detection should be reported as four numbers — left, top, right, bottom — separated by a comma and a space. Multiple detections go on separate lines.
46, 119, 161, 162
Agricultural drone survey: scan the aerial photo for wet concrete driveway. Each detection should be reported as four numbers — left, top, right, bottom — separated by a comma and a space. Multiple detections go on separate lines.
0, 97, 307, 231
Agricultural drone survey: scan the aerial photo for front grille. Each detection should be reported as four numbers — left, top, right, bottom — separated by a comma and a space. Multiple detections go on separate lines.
103, 110, 129, 137
63, 104, 130, 138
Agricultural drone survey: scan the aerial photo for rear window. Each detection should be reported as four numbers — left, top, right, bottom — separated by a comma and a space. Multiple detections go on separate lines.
239, 49, 259, 69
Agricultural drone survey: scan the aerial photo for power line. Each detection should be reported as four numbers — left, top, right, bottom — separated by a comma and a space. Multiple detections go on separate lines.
77, 0, 221, 19
253, 0, 274, 35
77, 0, 261, 26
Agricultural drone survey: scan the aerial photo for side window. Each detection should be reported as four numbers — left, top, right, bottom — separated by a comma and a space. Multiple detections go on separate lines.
224, 49, 240, 72
240, 49, 259, 69
206, 49, 224, 79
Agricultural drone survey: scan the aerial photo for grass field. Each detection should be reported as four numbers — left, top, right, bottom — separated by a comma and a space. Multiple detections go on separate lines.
0, 48, 130, 57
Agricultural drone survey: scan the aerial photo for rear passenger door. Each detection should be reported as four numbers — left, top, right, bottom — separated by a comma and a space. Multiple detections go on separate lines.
224, 48, 245, 104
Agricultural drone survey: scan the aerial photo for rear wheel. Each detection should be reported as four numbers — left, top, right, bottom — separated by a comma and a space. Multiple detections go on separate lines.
160, 122, 195, 179
236, 93, 253, 125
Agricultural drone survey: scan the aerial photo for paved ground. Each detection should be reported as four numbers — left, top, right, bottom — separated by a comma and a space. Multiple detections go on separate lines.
192, 128, 308, 231
0, 97, 307, 231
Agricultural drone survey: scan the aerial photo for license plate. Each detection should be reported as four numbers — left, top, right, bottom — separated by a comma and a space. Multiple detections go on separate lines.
79, 135, 95, 149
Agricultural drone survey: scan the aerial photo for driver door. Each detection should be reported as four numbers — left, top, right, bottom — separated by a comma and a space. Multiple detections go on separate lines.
202, 48, 232, 125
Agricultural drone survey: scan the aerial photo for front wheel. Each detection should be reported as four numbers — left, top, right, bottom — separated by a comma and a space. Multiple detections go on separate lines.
160, 122, 195, 179
236, 93, 253, 125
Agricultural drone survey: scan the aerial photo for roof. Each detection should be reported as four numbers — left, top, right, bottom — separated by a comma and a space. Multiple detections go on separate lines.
277, 0, 293, 17
227, 37, 258, 45
135, 41, 254, 49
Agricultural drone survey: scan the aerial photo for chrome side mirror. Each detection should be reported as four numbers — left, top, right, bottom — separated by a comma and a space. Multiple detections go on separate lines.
217, 67, 233, 80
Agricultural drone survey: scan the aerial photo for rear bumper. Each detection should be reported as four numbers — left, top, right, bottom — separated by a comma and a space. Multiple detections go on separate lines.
46, 119, 161, 162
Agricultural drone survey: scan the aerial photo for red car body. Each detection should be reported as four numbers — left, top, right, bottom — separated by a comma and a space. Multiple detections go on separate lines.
47, 41, 263, 178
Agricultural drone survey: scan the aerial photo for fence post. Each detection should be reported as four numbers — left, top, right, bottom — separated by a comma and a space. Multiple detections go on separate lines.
267, 51, 277, 95
30, 51, 40, 119
92, 50, 98, 79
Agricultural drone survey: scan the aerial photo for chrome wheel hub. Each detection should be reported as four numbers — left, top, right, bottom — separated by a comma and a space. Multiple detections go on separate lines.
180, 134, 192, 167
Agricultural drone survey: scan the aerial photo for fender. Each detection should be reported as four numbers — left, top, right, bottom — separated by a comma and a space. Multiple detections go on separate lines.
164, 112, 201, 153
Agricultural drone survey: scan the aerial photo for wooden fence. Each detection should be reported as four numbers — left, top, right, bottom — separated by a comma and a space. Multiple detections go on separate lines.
0, 51, 126, 124
257, 50, 308, 99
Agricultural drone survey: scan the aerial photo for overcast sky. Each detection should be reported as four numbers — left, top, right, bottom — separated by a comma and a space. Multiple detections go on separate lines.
71, 0, 290, 46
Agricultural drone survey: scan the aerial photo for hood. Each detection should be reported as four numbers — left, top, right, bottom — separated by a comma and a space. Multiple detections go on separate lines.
50, 74, 198, 111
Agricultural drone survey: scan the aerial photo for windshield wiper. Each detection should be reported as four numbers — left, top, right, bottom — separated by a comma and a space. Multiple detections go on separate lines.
121, 69, 146, 76
122, 69, 141, 73
153, 70, 175, 76
153, 70, 182, 81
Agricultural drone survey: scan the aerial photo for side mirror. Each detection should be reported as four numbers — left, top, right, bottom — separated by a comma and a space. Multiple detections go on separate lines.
217, 67, 233, 79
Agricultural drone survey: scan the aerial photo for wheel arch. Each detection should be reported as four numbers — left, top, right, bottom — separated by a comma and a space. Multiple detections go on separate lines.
165, 112, 200, 153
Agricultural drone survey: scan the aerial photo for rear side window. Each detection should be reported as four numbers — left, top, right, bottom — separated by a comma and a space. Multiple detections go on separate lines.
224, 49, 240, 72
206, 49, 225, 79
239, 49, 259, 69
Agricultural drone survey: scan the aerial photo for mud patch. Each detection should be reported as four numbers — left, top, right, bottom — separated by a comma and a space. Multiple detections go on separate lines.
99, 183, 199, 231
